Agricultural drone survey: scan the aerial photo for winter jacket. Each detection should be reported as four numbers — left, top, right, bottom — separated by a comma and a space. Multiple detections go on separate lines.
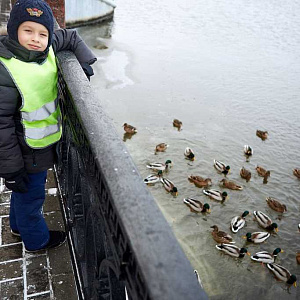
0, 29, 97, 177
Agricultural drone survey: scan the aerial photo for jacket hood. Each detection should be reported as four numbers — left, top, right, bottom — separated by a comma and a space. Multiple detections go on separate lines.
0, 36, 13, 59
0, 35, 48, 63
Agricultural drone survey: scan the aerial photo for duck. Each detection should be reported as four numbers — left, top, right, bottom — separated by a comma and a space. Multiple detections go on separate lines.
296, 252, 300, 264
293, 168, 300, 179
216, 244, 249, 258
253, 211, 278, 232
230, 211, 250, 233
266, 197, 287, 213
240, 167, 251, 182
256, 166, 270, 177
267, 263, 297, 287
243, 232, 270, 243
188, 176, 212, 187
256, 166, 270, 183
184, 147, 195, 161
211, 225, 234, 244
155, 143, 169, 153
251, 248, 283, 264
173, 119, 182, 130
244, 145, 253, 156
146, 160, 172, 172
123, 123, 137, 134
160, 178, 178, 196
220, 179, 243, 190
256, 130, 268, 140
183, 198, 210, 213
214, 160, 230, 175
143, 171, 163, 185
203, 189, 228, 202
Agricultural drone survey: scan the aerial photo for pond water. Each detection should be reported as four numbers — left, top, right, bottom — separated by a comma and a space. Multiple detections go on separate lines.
77, 0, 300, 298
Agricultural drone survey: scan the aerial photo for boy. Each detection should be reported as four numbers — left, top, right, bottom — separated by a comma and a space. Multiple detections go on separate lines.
0, 0, 96, 252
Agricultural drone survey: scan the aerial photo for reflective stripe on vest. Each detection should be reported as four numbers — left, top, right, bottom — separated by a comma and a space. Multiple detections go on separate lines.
0, 47, 62, 149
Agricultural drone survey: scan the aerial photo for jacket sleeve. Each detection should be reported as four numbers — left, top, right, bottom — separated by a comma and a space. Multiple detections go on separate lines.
0, 64, 24, 177
52, 29, 97, 66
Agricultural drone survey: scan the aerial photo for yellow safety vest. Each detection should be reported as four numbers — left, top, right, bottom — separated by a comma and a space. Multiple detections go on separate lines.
0, 47, 62, 149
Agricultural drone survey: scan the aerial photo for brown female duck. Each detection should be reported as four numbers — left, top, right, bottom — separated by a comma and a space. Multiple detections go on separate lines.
155, 143, 169, 153
220, 179, 243, 190
256, 130, 268, 140
211, 225, 234, 244
173, 119, 182, 130
123, 123, 137, 134
188, 176, 212, 187
240, 167, 251, 182
293, 168, 300, 179
256, 166, 270, 183
266, 197, 287, 213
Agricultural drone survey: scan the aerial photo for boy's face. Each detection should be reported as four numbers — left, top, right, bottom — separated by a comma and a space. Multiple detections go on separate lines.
17, 21, 48, 52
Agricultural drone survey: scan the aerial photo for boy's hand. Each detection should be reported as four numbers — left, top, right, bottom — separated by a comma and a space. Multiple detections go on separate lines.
81, 62, 94, 81
4, 168, 29, 193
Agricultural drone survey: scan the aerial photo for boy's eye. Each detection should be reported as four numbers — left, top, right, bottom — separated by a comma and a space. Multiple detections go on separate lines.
40, 33, 48, 37
25, 29, 32, 33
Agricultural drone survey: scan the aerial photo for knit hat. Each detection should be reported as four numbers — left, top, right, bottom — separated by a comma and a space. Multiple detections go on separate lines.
7, 0, 54, 48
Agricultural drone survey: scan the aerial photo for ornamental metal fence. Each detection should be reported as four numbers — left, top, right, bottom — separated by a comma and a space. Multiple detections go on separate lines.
54, 51, 208, 300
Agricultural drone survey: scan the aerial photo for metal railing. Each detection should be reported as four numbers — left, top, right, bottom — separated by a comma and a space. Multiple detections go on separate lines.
54, 51, 208, 300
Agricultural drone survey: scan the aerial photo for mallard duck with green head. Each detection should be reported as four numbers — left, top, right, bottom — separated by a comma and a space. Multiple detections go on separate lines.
230, 211, 250, 233
216, 244, 250, 258
203, 189, 228, 202
184, 147, 195, 161
147, 160, 172, 172
143, 170, 163, 185
188, 175, 212, 187
266, 197, 287, 213
183, 198, 210, 213
251, 248, 283, 264
211, 225, 234, 244
256, 130, 268, 140
243, 232, 270, 243
244, 145, 253, 157
220, 179, 243, 190
123, 123, 137, 134
214, 159, 230, 175
160, 177, 178, 196
253, 211, 278, 232
267, 263, 297, 287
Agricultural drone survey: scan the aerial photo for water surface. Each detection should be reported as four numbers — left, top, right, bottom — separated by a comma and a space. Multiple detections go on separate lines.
78, 0, 300, 298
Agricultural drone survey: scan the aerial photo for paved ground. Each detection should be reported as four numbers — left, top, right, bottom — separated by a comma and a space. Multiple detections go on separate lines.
0, 170, 78, 300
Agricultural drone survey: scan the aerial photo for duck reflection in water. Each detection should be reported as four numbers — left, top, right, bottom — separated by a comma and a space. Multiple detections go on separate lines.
123, 132, 136, 142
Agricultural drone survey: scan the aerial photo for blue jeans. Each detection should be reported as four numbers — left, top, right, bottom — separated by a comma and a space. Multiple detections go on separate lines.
9, 171, 50, 251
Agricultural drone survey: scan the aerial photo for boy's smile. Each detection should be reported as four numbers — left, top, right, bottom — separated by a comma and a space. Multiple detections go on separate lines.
17, 21, 49, 52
